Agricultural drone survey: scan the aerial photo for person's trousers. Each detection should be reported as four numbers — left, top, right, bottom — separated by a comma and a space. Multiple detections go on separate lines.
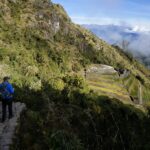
2, 100, 13, 122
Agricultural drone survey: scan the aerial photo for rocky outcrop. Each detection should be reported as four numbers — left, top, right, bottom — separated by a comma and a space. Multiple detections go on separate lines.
87, 64, 117, 74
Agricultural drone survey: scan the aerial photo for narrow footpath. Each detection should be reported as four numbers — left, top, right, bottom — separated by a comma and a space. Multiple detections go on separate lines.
0, 102, 26, 150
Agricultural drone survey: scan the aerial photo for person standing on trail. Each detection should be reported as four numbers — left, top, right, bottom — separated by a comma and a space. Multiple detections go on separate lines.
0, 77, 14, 122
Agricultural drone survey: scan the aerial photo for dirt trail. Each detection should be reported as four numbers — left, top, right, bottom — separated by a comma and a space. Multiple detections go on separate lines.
0, 102, 25, 150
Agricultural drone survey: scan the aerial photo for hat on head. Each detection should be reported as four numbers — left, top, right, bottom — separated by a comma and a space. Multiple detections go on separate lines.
3, 76, 10, 81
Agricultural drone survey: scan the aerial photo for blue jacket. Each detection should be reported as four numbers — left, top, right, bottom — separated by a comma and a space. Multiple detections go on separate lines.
0, 81, 14, 100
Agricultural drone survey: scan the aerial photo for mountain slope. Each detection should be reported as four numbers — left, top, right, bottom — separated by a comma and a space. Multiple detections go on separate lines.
0, 0, 149, 104
0, 0, 150, 149
83, 24, 139, 45
1, 0, 150, 90
83, 24, 150, 69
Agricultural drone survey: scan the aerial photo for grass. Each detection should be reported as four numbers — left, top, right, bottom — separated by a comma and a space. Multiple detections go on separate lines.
84, 67, 131, 103
82, 64, 150, 106
123, 75, 150, 102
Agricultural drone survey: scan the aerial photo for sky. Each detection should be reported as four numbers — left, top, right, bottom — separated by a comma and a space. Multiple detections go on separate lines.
52, 0, 150, 30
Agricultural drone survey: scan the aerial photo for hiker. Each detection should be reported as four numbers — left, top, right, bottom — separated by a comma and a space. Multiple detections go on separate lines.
0, 77, 14, 122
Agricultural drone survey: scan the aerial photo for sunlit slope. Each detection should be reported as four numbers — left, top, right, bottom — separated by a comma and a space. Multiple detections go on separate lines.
85, 65, 131, 103
84, 64, 150, 105
87, 74, 130, 102
123, 75, 150, 104
0, 0, 149, 104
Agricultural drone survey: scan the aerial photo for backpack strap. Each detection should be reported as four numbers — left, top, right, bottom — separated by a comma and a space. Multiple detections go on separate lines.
0, 82, 12, 100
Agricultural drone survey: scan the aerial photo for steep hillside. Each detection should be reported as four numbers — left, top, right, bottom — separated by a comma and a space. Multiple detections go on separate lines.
0, 0, 150, 149
83, 24, 150, 69
0, 0, 149, 102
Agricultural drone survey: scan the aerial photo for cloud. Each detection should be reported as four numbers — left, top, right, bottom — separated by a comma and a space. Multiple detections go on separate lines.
84, 24, 150, 56
128, 33, 150, 55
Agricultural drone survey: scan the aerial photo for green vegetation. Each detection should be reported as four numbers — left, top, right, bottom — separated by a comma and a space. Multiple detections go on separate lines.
11, 77, 150, 150
86, 71, 131, 102
0, 0, 149, 149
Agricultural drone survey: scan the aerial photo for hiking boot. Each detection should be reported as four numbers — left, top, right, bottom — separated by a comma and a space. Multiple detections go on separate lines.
9, 114, 13, 119
1, 118, 5, 123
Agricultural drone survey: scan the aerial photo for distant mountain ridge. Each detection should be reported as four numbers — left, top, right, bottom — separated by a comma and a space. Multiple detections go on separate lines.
83, 24, 150, 68
83, 24, 140, 45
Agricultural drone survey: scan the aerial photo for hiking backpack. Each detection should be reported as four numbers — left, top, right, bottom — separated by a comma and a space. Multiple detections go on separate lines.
0, 83, 12, 100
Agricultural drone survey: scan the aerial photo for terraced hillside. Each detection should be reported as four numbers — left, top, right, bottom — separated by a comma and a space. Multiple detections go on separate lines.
84, 64, 150, 105
84, 65, 130, 103
123, 75, 150, 104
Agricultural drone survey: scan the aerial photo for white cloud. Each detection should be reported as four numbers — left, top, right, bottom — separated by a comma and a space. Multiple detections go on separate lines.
128, 33, 150, 55
84, 23, 150, 55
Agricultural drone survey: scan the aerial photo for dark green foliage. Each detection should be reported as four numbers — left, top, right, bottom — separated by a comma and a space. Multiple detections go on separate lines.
49, 130, 84, 150
11, 80, 150, 150
135, 75, 145, 85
